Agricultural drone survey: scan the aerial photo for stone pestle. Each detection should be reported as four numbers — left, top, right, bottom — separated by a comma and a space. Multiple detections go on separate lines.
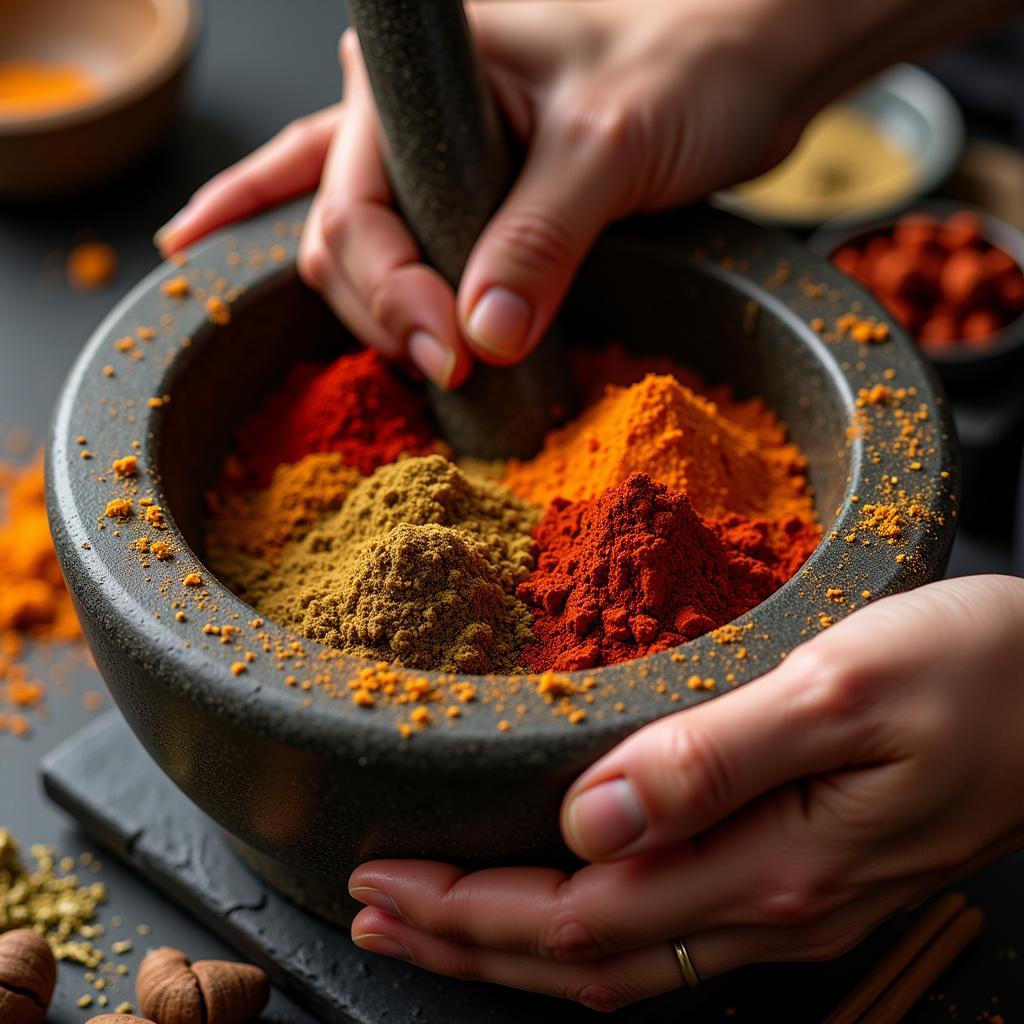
344, 0, 578, 458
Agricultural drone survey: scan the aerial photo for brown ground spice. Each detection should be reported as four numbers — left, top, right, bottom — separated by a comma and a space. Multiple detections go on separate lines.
304, 522, 533, 673
238, 456, 539, 673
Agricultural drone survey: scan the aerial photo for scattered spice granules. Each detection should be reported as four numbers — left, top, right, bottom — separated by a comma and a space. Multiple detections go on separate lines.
518, 474, 785, 671
0, 828, 106, 967
66, 243, 118, 293
227, 350, 440, 488
0, 459, 82, 737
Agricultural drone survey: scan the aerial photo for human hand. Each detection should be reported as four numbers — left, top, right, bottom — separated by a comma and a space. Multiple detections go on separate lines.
157, 0, 815, 387
346, 575, 1024, 1011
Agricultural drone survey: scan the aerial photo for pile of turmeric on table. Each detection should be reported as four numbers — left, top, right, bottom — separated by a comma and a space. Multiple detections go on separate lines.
207, 346, 821, 674
0, 459, 83, 737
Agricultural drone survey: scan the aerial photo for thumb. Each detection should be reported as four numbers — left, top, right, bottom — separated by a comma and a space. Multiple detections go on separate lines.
559, 637, 871, 864
456, 123, 629, 365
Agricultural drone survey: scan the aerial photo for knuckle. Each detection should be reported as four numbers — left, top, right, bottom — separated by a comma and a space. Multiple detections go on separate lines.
538, 908, 602, 963
755, 875, 826, 928
570, 970, 646, 1013
489, 207, 575, 278
788, 645, 870, 726
659, 721, 734, 822
559, 95, 639, 158
279, 115, 318, 152
366, 276, 404, 330
318, 201, 358, 255
440, 944, 483, 983
297, 239, 329, 291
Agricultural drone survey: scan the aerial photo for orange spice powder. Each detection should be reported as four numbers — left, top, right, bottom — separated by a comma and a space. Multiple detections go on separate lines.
206, 451, 362, 568
0, 60, 100, 117
0, 459, 81, 737
504, 372, 815, 527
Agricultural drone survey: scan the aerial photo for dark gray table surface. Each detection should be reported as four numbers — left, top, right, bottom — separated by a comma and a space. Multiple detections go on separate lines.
0, 3, 1020, 1022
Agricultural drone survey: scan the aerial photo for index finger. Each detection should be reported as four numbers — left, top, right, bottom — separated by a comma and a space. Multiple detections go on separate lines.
156, 104, 342, 255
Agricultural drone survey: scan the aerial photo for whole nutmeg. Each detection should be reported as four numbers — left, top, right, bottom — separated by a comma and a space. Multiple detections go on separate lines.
86, 1017, 157, 1024
0, 929, 57, 1024
137, 946, 269, 1024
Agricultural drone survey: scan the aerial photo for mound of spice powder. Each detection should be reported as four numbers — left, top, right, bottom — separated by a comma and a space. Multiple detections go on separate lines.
206, 451, 362, 572
243, 456, 539, 673
227, 350, 438, 488
306, 522, 534, 674
0, 460, 81, 737
517, 473, 783, 672
504, 373, 814, 529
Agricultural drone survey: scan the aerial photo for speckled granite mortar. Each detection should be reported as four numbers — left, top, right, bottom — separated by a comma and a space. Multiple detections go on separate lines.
46, 197, 958, 923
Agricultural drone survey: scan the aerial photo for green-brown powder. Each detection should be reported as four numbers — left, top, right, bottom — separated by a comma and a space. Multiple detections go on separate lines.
245, 455, 539, 673
0, 827, 107, 967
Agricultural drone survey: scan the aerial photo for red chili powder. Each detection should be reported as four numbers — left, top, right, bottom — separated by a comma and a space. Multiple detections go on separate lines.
517, 473, 804, 672
230, 350, 436, 487
713, 511, 822, 581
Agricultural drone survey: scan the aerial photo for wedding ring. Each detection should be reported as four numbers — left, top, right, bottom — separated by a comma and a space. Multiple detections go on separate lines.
673, 937, 701, 988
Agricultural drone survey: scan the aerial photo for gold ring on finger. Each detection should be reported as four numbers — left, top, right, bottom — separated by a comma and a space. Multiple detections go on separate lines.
672, 937, 701, 988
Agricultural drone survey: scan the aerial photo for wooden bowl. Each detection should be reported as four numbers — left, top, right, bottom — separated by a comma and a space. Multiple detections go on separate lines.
0, 0, 199, 200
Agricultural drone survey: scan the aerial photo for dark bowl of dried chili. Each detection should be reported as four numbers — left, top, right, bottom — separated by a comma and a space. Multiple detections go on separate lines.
46, 197, 959, 925
810, 200, 1024, 392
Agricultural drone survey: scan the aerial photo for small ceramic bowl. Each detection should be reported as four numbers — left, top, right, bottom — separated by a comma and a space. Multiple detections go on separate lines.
810, 200, 1024, 390
0, 0, 200, 201
716, 64, 964, 231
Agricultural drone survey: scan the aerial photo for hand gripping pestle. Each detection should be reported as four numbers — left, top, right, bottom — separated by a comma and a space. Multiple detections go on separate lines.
343, 0, 578, 458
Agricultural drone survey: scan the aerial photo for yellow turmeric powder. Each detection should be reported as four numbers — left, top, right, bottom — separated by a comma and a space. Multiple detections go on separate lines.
504, 373, 814, 526
0, 60, 100, 117
206, 452, 361, 569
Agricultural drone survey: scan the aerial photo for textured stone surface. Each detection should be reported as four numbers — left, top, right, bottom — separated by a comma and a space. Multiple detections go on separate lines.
345, 0, 577, 458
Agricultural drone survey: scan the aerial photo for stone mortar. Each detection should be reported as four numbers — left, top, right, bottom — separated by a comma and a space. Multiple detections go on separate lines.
46, 198, 959, 924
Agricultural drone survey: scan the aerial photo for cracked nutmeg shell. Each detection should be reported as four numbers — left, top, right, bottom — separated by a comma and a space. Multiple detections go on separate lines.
0, 929, 57, 1024
137, 946, 269, 1024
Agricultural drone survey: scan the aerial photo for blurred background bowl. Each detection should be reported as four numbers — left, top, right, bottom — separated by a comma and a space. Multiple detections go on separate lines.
810, 199, 1024, 390
0, 0, 200, 201
716, 64, 965, 231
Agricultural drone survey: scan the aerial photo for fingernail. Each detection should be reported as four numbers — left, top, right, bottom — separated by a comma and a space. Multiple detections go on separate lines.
349, 886, 401, 917
153, 211, 186, 252
566, 778, 646, 859
465, 287, 531, 358
408, 330, 456, 388
352, 932, 413, 962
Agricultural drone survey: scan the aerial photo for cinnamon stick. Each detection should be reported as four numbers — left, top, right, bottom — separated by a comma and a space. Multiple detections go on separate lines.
861, 906, 984, 1024
823, 891, 968, 1024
